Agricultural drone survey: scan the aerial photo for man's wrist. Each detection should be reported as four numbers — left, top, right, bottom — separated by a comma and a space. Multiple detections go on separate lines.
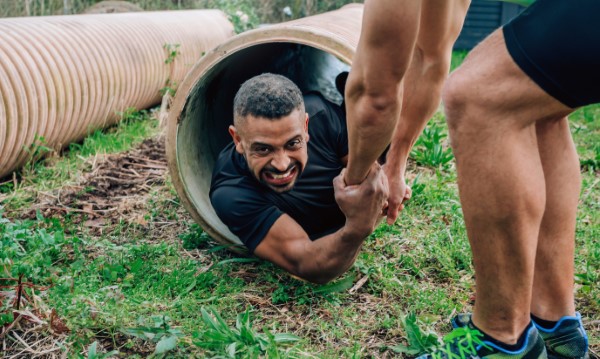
341, 220, 373, 242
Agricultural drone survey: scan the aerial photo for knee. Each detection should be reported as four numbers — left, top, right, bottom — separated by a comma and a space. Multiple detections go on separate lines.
441, 69, 471, 133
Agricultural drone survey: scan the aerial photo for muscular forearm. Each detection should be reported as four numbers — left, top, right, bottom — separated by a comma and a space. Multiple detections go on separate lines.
343, 0, 421, 185
345, 79, 402, 185
385, 50, 451, 178
292, 223, 371, 284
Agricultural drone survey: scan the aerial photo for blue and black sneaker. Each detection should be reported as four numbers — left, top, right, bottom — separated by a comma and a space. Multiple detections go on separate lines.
451, 313, 589, 359
533, 312, 589, 359
417, 321, 547, 359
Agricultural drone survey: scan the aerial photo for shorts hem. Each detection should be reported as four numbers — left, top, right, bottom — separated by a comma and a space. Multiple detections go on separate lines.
503, 25, 579, 109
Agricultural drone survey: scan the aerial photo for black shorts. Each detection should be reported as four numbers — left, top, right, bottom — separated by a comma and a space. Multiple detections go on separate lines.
503, 0, 600, 108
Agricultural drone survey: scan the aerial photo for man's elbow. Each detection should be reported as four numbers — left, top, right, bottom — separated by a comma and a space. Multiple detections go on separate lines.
278, 239, 356, 285
294, 270, 338, 285
350, 92, 401, 131
291, 259, 347, 285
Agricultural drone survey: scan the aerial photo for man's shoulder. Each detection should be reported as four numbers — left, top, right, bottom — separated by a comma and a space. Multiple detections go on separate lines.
211, 144, 259, 199
303, 92, 339, 117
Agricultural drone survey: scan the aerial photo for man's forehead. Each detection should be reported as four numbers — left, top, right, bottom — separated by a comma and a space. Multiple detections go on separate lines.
240, 112, 306, 143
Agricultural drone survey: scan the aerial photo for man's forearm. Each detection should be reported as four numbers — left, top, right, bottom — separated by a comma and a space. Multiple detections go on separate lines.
345, 82, 402, 185
385, 49, 454, 178
293, 222, 371, 284
344, 0, 421, 185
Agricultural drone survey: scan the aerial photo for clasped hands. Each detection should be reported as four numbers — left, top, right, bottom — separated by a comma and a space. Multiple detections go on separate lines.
334, 163, 411, 237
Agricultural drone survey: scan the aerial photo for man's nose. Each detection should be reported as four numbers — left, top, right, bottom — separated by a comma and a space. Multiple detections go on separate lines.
271, 151, 291, 172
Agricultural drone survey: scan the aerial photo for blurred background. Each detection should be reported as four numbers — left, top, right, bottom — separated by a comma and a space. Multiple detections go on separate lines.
0, 0, 525, 50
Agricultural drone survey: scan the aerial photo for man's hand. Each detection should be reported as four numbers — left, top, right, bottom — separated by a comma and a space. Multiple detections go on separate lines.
334, 164, 389, 238
382, 164, 412, 225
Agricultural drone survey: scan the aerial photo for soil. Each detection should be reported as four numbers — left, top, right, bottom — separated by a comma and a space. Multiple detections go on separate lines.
24, 137, 180, 236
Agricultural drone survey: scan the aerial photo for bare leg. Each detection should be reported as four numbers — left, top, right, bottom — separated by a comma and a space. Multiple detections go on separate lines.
532, 117, 579, 320
442, 30, 573, 343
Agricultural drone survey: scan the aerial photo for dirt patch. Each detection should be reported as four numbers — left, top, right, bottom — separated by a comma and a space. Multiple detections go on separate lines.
1, 286, 70, 359
25, 137, 174, 236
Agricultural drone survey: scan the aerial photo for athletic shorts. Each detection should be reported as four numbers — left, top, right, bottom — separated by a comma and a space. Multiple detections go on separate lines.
503, 0, 600, 108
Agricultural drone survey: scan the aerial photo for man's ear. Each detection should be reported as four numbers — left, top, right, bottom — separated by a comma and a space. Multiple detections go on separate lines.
228, 125, 244, 154
304, 113, 310, 142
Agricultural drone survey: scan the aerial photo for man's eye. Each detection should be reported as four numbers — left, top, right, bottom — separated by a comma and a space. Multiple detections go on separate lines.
287, 139, 302, 149
254, 147, 271, 155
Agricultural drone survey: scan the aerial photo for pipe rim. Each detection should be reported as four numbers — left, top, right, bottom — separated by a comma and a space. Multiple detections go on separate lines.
167, 25, 355, 248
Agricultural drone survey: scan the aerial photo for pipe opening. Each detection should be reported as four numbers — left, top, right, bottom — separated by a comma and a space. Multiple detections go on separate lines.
176, 42, 350, 245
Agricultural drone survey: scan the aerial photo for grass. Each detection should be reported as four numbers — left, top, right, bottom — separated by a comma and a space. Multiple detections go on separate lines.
1, 60, 599, 357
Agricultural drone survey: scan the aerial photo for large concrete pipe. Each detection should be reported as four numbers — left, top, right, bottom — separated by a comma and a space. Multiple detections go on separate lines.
167, 4, 362, 249
0, 10, 234, 179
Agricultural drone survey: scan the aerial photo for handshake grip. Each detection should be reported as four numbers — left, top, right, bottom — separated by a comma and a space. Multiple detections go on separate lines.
334, 164, 389, 238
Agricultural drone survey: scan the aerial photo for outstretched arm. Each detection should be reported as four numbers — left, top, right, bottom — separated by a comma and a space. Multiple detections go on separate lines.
383, 1, 470, 224
254, 165, 388, 284
344, 0, 421, 185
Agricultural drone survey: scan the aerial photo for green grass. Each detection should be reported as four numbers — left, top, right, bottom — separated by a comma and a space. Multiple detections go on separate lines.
1, 68, 598, 357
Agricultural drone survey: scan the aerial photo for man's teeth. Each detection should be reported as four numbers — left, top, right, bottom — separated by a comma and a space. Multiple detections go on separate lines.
270, 168, 293, 179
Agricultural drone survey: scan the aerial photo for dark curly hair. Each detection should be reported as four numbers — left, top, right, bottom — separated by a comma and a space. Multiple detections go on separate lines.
233, 74, 304, 125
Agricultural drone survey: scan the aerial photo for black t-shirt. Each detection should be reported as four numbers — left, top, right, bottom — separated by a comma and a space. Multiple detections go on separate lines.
210, 93, 348, 252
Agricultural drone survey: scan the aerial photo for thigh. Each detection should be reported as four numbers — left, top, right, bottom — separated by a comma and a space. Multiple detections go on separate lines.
448, 29, 573, 128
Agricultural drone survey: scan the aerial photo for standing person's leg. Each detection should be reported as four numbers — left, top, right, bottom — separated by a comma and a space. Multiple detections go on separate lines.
532, 117, 579, 320
532, 119, 589, 359
442, 29, 572, 344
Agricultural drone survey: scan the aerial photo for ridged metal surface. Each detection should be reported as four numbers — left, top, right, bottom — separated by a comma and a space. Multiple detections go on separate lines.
166, 4, 363, 249
0, 10, 234, 179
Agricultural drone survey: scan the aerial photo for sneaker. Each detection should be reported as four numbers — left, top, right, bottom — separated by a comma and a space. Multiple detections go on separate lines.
416, 322, 547, 359
451, 313, 472, 329
451, 313, 590, 359
533, 312, 589, 359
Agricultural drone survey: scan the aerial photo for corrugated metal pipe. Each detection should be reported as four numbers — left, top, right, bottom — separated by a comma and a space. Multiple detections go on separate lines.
0, 10, 234, 179
166, 4, 363, 250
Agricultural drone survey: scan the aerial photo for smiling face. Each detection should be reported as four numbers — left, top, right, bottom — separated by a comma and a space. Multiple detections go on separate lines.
229, 109, 309, 193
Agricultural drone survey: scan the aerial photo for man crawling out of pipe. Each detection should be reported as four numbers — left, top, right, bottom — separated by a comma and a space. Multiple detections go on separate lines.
209, 73, 389, 284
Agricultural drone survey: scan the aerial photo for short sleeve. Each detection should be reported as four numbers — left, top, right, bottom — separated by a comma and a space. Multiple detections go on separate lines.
304, 93, 348, 159
210, 185, 284, 253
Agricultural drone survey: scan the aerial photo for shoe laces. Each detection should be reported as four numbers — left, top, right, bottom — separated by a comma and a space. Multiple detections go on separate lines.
431, 326, 491, 359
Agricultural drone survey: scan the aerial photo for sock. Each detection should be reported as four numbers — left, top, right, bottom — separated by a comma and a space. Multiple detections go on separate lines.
469, 320, 531, 352
531, 314, 559, 330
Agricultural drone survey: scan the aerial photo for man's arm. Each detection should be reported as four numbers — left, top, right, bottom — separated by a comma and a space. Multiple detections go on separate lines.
344, 0, 421, 185
381, 1, 470, 224
254, 165, 387, 284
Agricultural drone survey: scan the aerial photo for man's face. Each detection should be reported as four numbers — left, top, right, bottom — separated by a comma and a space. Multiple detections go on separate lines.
229, 109, 309, 193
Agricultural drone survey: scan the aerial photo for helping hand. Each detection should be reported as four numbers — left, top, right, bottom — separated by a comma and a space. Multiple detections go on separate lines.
382, 164, 411, 225
334, 163, 389, 237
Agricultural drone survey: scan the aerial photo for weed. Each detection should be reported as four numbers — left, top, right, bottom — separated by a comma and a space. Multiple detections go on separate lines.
161, 43, 180, 97
390, 313, 441, 356
411, 120, 454, 170
412, 129, 452, 174
194, 307, 301, 358
163, 43, 180, 65
121, 315, 184, 355
269, 274, 354, 305
87, 341, 119, 359
22, 135, 54, 177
